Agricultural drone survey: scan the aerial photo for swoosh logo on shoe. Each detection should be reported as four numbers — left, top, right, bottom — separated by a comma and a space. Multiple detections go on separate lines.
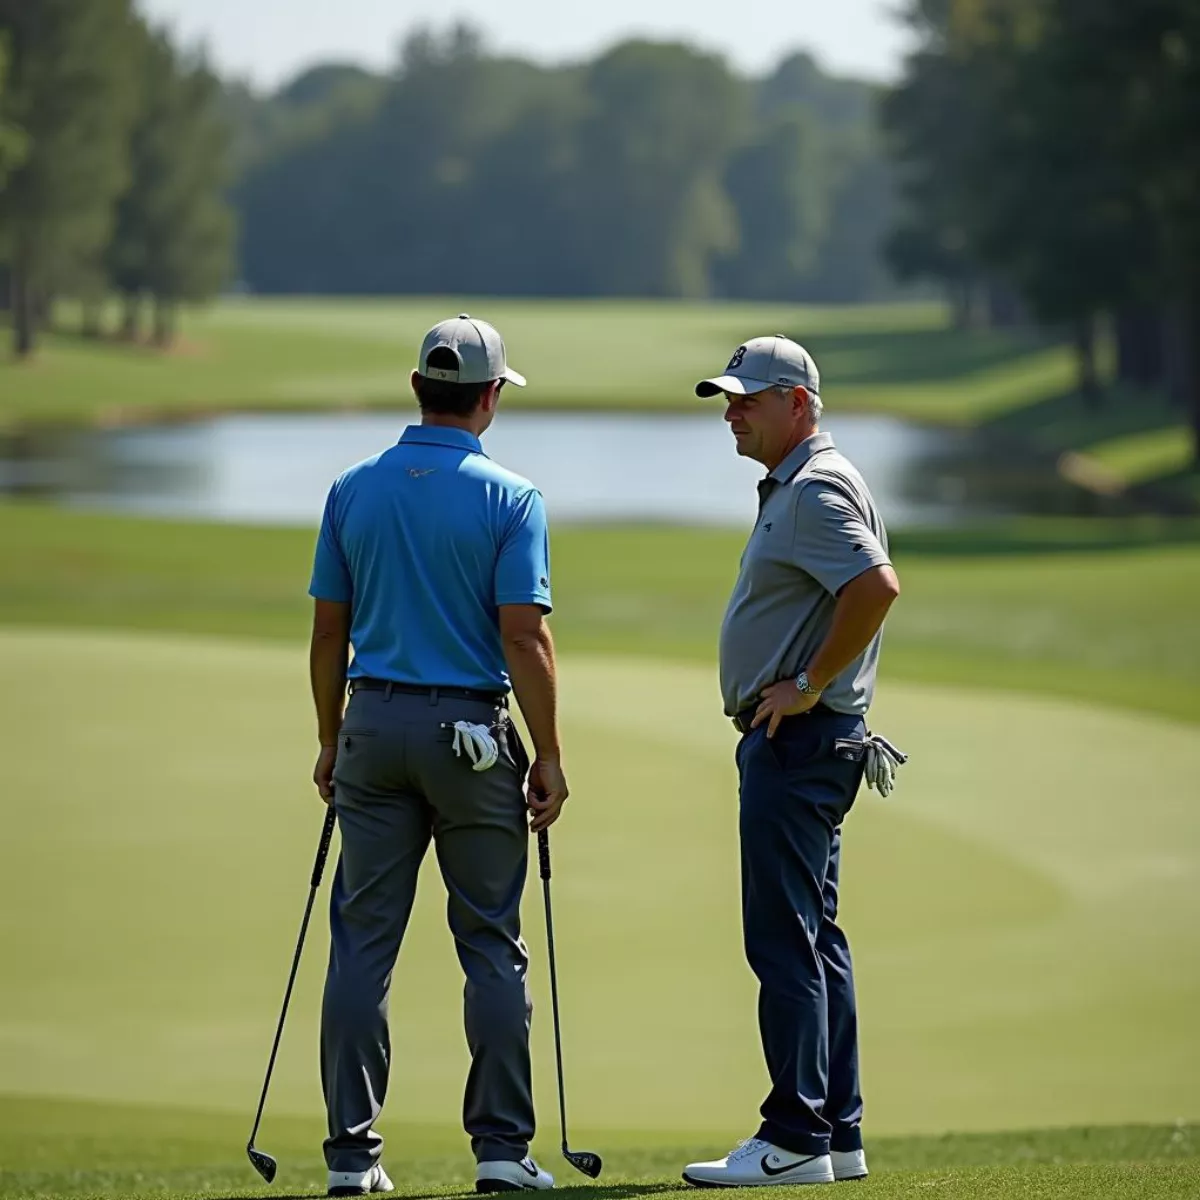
761, 1153, 821, 1177
519, 1160, 540, 1177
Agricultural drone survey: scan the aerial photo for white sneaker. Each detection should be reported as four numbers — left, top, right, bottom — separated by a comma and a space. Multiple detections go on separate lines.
683, 1138, 835, 1187
476, 1157, 555, 1192
831, 1149, 868, 1181
327, 1163, 394, 1196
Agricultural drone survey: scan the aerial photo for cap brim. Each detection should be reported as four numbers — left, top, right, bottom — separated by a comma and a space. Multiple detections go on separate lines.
694, 375, 776, 398
503, 366, 527, 388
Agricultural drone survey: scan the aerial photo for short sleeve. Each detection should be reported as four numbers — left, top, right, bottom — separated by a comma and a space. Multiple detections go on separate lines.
495, 488, 553, 611
792, 482, 891, 596
308, 483, 353, 603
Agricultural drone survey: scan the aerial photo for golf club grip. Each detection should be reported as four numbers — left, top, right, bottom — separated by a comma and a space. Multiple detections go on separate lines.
537, 828, 551, 880
311, 806, 337, 888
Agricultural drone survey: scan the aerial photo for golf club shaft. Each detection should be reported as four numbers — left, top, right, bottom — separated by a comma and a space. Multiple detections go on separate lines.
537, 829, 571, 1151
248, 805, 338, 1147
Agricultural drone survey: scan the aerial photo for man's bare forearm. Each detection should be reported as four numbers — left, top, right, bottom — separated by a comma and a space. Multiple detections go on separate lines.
310, 601, 351, 745
807, 566, 900, 691
503, 624, 561, 760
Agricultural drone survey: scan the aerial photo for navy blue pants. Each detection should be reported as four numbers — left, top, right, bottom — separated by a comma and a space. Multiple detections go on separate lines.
737, 709, 867, 1157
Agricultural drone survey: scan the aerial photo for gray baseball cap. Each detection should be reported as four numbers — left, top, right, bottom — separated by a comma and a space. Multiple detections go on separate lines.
417, 313, 527, 387
695, 334, 820, 398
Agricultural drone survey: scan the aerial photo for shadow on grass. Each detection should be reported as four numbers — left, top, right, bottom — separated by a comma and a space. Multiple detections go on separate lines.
982, 382, 1186, 451
794, 325, 1060, 386
196, 1188, 687, 1200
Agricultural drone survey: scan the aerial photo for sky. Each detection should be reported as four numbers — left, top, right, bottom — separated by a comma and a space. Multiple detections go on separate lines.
136, 0, 914, 92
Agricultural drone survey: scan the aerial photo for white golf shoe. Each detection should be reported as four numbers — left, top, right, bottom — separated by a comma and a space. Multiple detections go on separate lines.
831, 1149, 868, 1180
476, 1156, 555, 1192
683, 1138, 835, 1187
327, 1163, 394, 1196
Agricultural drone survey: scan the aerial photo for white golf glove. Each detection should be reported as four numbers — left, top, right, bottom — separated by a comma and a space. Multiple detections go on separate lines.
451, 721, 500, 773
863, 732, 908, 799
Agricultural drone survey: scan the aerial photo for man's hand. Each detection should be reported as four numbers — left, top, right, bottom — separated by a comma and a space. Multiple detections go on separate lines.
752, 680, 822, 738
527, 757, 568, 832
314, 744, 337, 803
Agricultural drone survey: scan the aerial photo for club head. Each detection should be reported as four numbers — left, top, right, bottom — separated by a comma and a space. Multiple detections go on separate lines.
564, 1149, 603, 1179
247, 1145, 278, 1183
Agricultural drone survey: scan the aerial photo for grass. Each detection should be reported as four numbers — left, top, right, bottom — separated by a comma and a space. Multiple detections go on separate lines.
0, 629, 1198, 1195
0, 299, 1074, 424
2, 504, 1199, 724
1, 506, 1198, 1196
0, 1097, 1196, 1198
1089, 426, 1195, 484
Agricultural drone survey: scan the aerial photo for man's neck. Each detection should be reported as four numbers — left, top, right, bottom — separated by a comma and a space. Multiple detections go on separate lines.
421, 414, 483, 438
762, 423, 819, 473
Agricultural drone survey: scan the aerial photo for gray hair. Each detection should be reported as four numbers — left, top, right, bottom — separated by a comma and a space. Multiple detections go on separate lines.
777, 384, 823, 421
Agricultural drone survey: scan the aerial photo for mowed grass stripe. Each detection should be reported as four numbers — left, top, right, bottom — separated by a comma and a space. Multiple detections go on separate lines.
0, 299, 1069, 421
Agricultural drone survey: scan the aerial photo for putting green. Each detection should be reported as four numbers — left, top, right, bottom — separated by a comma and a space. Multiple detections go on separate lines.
1, 628, 1197, 1143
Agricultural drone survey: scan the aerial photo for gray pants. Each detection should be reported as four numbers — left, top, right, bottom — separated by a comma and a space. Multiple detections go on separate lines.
322, 688, 534, 1173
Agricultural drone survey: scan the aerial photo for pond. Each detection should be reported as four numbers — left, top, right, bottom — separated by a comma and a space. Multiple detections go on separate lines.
0, 409, 1115, 530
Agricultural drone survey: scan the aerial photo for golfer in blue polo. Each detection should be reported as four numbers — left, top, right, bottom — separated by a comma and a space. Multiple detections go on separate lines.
682, 336, 905, 1188
308, 315, 566, 1197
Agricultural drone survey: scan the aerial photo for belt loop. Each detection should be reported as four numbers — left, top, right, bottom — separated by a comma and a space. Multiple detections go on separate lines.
384, 682, 393, 703
430, 687, 440, 706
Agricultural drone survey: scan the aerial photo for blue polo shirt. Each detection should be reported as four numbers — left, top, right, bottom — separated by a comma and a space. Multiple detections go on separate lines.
309, 425, 552, 691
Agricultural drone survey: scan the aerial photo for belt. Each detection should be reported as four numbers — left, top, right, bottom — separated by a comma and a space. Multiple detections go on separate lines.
348, 678, 507, 706
732, 700, 840, 735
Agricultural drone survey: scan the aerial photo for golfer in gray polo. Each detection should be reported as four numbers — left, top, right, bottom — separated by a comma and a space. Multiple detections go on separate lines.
682, 336, 904, 1189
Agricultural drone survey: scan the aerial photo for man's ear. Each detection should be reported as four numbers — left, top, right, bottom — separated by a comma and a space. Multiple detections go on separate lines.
479, 379, 502, 413
793, 385, 810, 415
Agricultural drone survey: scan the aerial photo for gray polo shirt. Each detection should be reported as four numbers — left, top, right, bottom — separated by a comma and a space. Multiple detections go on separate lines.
719, 432, 891, 717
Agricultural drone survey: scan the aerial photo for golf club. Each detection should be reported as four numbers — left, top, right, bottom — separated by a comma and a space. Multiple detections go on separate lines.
246, 805, 338, 1183
538, 828, 603, 1179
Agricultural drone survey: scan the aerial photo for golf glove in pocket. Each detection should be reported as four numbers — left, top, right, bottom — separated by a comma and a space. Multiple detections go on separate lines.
863, 732, 908, 799
450, 721, 500, 772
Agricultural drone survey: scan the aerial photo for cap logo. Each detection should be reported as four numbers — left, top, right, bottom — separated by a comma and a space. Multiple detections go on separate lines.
425, 366, 459, 381
727, 346, 747, 371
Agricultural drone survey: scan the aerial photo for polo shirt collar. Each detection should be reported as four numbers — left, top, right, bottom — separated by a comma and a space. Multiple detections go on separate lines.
769, 431, 835, 484
399, 425, 486, 455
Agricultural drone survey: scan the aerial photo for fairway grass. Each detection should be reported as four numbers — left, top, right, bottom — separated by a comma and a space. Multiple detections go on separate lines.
0, 299, 1071, 424
4, 505, 1200, 724
0, 1096, 1196, 1200
2, 630, 1197, 1146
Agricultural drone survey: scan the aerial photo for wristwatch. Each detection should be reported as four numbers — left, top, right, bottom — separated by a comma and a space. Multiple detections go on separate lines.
795, 670, 822, 695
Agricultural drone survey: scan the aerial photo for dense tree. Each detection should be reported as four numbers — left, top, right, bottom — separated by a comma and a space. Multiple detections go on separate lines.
716, 111, 825, 300
885, 0, 1200, 456
0, 33, 25, 187
0, 0, 139, 355
233, 30, 896, 302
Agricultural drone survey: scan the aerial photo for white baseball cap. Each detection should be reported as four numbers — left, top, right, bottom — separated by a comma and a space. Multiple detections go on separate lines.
418, 313, 527, 387
695, 334, 820, 398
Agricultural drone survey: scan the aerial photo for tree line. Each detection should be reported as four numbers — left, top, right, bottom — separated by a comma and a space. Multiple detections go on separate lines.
884, 0, 1200, 459
0, 0, 234, 356
230, 27, 897, 303
0, 10, 901, 358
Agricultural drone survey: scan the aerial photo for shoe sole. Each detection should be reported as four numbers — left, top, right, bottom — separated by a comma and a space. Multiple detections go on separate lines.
476, 1182, 544, 1194
682, 1172, 834, 1188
